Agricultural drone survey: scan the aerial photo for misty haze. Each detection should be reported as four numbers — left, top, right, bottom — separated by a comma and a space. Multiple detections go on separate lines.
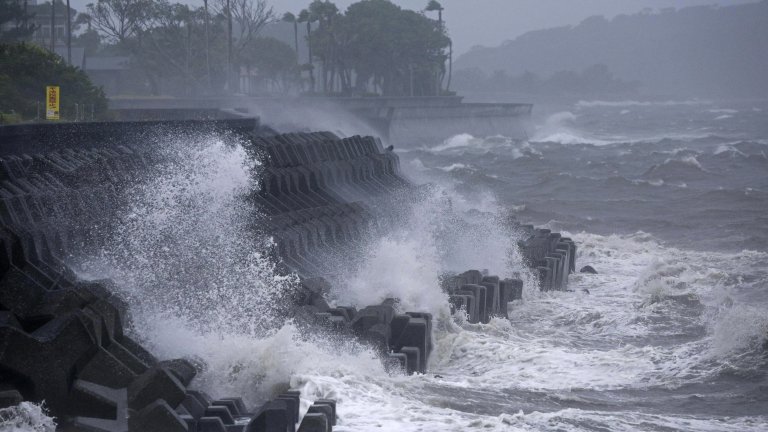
0, 1, 766, 431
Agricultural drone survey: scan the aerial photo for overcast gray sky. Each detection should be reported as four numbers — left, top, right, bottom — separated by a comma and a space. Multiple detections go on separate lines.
67, 0, 758, 55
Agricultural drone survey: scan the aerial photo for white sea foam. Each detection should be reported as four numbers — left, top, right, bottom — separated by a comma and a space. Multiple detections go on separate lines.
531, 111, 613, 145
61, 125, 768, 430
78, 132, 299, 336
576, 99, 711, 108
714, 144, 747, 157
438, 163, 470, 172
430, 133, 478, 151
0, 402, 56, 432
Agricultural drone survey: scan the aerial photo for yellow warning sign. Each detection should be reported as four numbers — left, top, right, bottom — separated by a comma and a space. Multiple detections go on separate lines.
46, 86, 60, 120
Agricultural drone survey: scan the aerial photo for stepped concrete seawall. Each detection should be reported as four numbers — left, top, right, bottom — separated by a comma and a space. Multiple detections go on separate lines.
108, 96, 532, 146
0, 118, 571, 431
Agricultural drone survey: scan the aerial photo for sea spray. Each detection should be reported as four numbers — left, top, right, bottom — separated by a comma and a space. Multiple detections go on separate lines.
77, 131, 298, 337
334, 182, 536, 317
0, 402, 56, 432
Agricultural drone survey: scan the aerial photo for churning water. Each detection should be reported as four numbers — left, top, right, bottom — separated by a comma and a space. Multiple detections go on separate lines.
10, 100, 768, 431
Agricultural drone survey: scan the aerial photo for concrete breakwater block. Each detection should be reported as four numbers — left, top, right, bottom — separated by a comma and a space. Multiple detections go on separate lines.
517, 228, 577, 291
443, 271, 525, 323
301, 291, 434, 375
254, 132, 414, 278
0, 234, 337, 431
0, 120, 577, 430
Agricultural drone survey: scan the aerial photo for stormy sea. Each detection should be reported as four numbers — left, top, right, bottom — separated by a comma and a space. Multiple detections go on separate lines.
9, 100, 767, 432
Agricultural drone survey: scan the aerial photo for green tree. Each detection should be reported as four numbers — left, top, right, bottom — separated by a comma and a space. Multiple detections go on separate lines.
307, 0, 339, 93
297, 8, 315, 92
0, 0, 36, 41
213, 0, 275, 93
0, 43, 108, 121
330, 0, 449, 96
241, 36, 297, 93
86, 0, 151, 44
281, 12, 299, 63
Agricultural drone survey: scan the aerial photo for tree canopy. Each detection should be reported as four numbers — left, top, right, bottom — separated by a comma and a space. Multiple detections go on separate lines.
0, 43, 108, 121
305, 0, 451, 96
0, 0, 36, 42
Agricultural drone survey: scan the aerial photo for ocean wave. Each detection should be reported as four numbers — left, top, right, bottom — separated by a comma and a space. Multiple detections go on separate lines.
576, 99, 712, 108
430, 133, 479, 151
531, 111, 615, 145
531, 131, 612, 146
438, 163, 472, 172
642, 155, 709, 180
714, 144, 748, 157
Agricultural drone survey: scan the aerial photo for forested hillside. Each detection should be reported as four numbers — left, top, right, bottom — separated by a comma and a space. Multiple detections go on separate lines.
454, 1, 768, 97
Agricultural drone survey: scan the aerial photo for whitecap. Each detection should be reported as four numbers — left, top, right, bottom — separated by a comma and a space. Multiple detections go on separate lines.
576, 99, 711, 108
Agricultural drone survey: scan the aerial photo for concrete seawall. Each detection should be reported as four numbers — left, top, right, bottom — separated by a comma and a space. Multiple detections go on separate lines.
0, 118, 570, 431
108, 96, 532, 146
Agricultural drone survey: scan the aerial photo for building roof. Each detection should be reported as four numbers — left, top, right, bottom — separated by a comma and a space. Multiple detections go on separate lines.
85, 56, 130, 71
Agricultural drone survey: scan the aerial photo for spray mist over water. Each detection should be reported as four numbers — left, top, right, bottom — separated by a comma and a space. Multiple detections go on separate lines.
336, 181, 538, 319
77, 131, 298, 337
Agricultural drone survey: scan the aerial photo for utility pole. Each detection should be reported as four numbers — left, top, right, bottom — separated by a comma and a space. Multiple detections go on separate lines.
23, 0, 29, 36
307, 19, 314, 92
66, 0, 71, 64
204, 0, 211, 90
50, 0, 55, 53
226, 0, 232, 91
447, 41, 452, 92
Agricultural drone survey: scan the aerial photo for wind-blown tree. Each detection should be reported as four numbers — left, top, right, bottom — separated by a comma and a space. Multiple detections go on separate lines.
0, 43, 107, 120
307, 0, 338, 93
137, 0, 247, 96
308, 0, 449, 96
86, 0, 151, 44
213, 0, 275, 92
425, 0, 449, 91
282, 12, 299, 62
241, 36, 297, 93
0, 0, 37, 41
297, 8, 315, 92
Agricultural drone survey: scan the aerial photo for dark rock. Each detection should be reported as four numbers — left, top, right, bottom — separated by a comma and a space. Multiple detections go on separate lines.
580, 265, 598, 274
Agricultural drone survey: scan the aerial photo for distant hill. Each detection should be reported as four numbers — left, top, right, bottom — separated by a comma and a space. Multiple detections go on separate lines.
453, 1, 768, 98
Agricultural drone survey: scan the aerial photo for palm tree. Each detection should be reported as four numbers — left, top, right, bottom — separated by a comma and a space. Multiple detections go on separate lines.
66, 0, 71, 64
203, 0, 211, 89
282, 12, 299, 63
49, 0, 55, 52
226, 0, 233, 91
426, 0, 443, 28
426, 0, 446, 95
298, 8, 315, 92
